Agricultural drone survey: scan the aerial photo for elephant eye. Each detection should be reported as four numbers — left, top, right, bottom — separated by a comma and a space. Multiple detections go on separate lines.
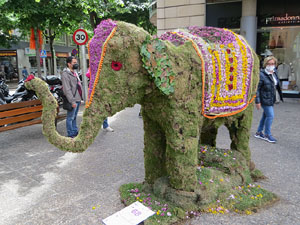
111, 61, 123, 71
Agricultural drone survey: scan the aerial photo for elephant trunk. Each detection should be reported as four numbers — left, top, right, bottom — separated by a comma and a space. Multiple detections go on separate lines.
25, 77, 106, 153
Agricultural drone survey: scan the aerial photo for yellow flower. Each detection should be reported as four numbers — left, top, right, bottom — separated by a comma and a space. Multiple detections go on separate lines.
92, 206, 96, 210
245, 210, 252, 215
257, 185, 261, 188
220, 178, 224, 182
156, 210, 160, 215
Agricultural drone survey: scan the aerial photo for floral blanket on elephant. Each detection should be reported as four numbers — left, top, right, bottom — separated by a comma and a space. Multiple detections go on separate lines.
87, 20, 255, 118
160, 27, 255, 118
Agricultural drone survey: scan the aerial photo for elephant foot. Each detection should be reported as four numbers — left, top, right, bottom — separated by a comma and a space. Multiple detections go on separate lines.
151, 177, 199, 210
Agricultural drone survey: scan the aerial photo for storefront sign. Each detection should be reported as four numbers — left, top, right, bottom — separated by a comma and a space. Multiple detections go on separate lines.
56, 52, 69, 57
24, 48, 36, 56
260, 13, 300, 27
0, 51, 17, 57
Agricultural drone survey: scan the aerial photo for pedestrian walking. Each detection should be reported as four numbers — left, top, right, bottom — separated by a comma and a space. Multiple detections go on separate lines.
61, 56, 82, 138
86, 68, 114, 132
22, 66, 29, 80
254, 56, 283, 143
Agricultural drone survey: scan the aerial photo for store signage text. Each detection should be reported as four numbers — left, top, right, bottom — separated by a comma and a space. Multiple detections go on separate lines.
265, 13, 300, 26
0, 51, 17, 57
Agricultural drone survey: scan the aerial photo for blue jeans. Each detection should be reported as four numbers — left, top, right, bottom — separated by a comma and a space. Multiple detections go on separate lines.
103, 118, 108, 129
66, 101, 80, 137
257, 105, 274, 136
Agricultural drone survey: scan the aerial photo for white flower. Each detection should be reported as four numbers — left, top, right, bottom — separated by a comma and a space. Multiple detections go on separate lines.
229, 194, 235, 199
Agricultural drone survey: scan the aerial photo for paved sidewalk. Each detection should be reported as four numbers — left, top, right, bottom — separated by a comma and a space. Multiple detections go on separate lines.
0, 100, 299, 225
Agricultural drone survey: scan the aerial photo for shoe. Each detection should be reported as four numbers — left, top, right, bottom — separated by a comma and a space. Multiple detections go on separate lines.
265, 135, 277, 143
103, 126, 114, 132
254, 132, 266, 140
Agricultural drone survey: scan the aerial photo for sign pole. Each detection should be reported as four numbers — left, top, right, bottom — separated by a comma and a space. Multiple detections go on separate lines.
80, 44, 88, 102
43, 58, 47, 77
73, 28, 89, 102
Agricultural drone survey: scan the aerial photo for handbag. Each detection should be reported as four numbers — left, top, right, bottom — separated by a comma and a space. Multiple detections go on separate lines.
62, 85, 78, 111
62, 95, 73, 111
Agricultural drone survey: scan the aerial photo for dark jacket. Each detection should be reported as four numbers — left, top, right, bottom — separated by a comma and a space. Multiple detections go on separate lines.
61, 68, 82, 105
255, 69, 283, 106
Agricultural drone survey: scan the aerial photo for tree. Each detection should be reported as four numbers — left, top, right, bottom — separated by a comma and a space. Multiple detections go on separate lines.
0, 0, 155, 76
0, 1, 20, 48
81, 0, 156, 34
1, 0, 86, 76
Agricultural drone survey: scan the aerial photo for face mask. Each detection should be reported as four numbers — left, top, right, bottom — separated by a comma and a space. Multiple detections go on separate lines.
266, 65, 275, 72
72, 64, 79, 70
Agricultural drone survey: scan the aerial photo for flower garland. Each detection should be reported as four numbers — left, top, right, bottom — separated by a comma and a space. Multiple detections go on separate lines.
86, 19, 117, 109
159, 27, 255, 118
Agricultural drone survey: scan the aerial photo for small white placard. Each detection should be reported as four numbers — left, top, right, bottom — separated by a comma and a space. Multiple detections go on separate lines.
282, 81, 289, 90
103, 201, 155, 225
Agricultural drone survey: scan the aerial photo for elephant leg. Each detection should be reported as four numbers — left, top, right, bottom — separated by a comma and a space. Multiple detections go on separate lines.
200, 119, 218, 147
225, 106, 254, 164
143, 113, 167, 184
165, 120, 199, 192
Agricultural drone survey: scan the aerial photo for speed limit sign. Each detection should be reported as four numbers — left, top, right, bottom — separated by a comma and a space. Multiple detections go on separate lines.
73, 29, 88, 45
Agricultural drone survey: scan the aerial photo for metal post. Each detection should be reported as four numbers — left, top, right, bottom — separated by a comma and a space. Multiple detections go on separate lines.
53, 49, 57, 75
80, 44, 88, 102
43, 57, 47, 77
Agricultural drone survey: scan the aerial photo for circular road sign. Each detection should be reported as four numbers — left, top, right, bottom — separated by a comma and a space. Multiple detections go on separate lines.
72, 48, 78, 56
73, 29, 88, 45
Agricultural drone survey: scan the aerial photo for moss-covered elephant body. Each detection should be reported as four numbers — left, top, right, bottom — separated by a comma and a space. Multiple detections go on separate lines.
25, 20, 263, 210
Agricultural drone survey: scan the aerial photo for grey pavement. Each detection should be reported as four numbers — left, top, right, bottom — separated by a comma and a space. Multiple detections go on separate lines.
0, 99, 300, 225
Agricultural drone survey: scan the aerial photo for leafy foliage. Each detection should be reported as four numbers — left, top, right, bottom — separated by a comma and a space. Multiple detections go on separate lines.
141, 36, 176, 95
81, 0, 156, 34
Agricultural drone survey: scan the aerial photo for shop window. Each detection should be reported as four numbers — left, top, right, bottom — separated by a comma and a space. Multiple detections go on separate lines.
257, 27, 300, 93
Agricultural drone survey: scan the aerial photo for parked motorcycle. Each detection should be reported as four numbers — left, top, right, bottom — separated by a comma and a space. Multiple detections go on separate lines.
44, 75, 64, 105
0, 77, 37, 104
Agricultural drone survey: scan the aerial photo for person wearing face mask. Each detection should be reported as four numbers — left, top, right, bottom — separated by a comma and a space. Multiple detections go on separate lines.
61, 56, 83, 138
254, 56, 283, 143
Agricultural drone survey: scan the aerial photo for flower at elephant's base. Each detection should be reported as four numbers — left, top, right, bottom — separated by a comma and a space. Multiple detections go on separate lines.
111, 61, 123, 71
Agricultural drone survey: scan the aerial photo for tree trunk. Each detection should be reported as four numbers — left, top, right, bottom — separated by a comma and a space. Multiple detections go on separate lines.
89, 12, 97, 30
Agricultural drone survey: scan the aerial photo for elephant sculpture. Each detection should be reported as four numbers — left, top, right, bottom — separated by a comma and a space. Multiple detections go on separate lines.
25, 20, 259, 196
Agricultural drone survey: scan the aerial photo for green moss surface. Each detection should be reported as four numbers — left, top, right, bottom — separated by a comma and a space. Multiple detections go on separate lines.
25, 22, 276, 224
120, 146, 278, 225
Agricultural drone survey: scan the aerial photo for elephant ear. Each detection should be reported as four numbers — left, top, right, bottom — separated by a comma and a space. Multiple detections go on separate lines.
140, 36, 176, 95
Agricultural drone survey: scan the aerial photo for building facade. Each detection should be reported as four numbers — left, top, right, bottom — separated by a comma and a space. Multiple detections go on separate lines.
156, 0, 300, 97
0, 33, 77, 80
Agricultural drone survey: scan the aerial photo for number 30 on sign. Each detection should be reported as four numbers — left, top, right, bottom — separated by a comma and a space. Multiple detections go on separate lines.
73, 29, 88, 45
